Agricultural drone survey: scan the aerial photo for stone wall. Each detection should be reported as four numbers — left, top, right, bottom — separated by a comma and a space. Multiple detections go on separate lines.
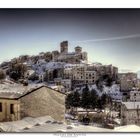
0, 99, 20, 122
20, 86, 65, 121
121, 105, 140, 125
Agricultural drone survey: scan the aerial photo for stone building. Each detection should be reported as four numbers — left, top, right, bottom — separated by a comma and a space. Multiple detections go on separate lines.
136, 79, 140, 90
60, 41, 68, 54
72, 64, 97, 86
85, 70, 97, 84
75, 46, 82, 54
54, 78, 72, 92
129, 88, 140, 102
121, 102, 140, 125
45, 68, 64, 82
72, 65, 86, 86
105, 65, 118, 80
0, 85, 66, 122
54, 41, 88, 64
52, 50, 60, 61
95, 64, 118, 80
44, 52, 52, 62
118, 73, 137, 91
63, 65, 73, 79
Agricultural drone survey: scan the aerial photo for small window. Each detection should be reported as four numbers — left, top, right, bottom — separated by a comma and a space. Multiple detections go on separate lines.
0, 103, 2, 112
10, 104, 14, 114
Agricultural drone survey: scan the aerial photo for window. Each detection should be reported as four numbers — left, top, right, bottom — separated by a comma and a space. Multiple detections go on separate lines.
10, 104, 14, 114
0, 103, 2, 112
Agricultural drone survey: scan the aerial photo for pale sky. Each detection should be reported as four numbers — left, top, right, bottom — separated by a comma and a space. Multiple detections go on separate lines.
0, 9, 140, 72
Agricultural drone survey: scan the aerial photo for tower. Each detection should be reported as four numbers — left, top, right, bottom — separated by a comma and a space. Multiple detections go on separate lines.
82, 52, 88, 61
60, 41, 68, 54
75, 46, 82, 54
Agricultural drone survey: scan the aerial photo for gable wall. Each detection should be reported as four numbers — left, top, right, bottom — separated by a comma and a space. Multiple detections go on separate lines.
20, 87, 65, 121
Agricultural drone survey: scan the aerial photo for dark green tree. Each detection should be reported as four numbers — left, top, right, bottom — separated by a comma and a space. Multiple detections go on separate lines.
106, 78, 113, 87
97, 98, 103, 110
65, 93, 74, 109
101, 94, 108, 107
65, 91, 80, 109
100, 94, 112, 109
72, 90, 80, 108
9, 63, 27, 81
90, 89, 99, 109
81, 84, 91, 110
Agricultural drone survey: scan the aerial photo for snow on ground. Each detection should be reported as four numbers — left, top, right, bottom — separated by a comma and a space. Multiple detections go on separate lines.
32, 61, 66, 75
114, 125, 140, 132
32, 60, 86, 78
0, 115, 140, 132
75, 84, 122, 101
0, 116, 55, 132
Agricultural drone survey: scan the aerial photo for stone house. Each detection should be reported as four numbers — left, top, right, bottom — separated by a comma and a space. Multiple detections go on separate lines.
121, 102, 140, 125
54, 78, 72, 92
0, 85, 66, 122
118, 73, 137, 91
72, 65, 97, 86
129, 88, 140, 102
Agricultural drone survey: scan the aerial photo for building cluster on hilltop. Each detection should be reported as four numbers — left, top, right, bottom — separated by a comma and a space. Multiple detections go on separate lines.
1, 41, 140, 127
52, 41, 88, 63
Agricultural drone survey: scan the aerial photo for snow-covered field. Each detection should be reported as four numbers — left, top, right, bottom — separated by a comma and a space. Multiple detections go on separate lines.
0, 115, 140, 132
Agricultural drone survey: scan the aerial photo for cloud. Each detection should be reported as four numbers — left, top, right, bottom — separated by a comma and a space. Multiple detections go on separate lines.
71, 34, 140, 43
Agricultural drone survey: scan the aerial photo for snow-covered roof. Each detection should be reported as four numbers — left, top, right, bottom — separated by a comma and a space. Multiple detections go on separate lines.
67, 52, 76, 55
122, 102, 140, 109
0, 115, 55, 132
32, 61, 66, 76
0, 79, 66, 99
26, 70, 35, 76
64, 63, 85, 68
0, 82, 44, 99
1, 114, 140, 132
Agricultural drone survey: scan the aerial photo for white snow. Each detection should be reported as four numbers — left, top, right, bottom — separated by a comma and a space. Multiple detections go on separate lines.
0, 81, 44, 98
0, 116, 55, 132
114, 125, 140, 132
32, 61, 66, 77
75, 84, 122, 101
122, 102, 140, 109
0, 115, 140, 132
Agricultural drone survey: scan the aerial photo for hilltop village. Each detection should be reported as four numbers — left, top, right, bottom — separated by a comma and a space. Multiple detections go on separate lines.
0, 41, 140, 132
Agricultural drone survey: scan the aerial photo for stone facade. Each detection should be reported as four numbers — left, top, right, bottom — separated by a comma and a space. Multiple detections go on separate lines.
20, 86, 65, 121
0, 86, 66, 122
129, 89, 140, 102
118, 73, 137, 91
60, 41, 68, 54
0, 99, 20, 122
54, 78, 72, 92
72, 65, 97, 86
52, 41, 88, 63
121, 102, 140, 125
